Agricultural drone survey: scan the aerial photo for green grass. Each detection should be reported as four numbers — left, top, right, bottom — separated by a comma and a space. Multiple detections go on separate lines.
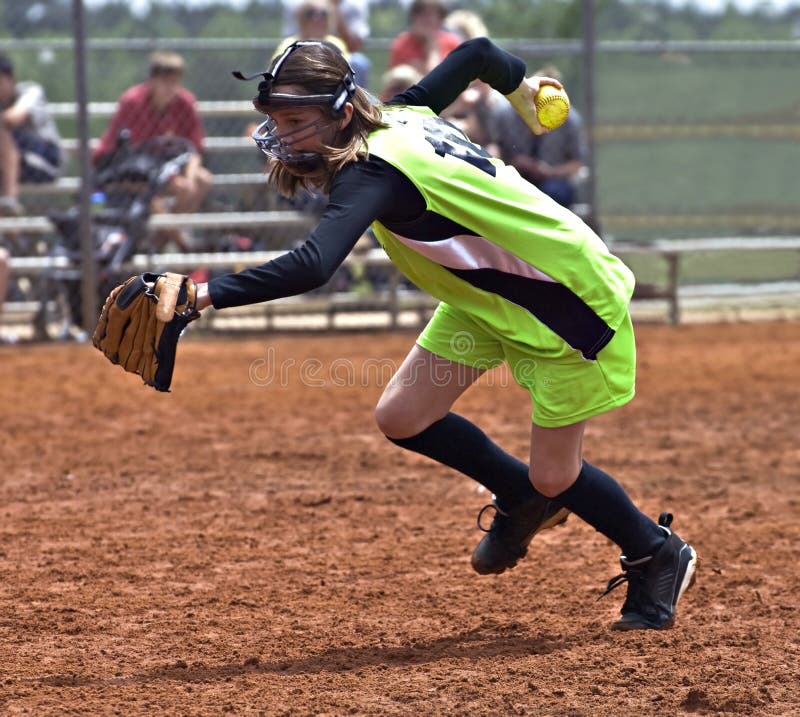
597, 138, 799, 213
618, 248, 800, 285
595, 51, 800, 123
585, 51, 800, 240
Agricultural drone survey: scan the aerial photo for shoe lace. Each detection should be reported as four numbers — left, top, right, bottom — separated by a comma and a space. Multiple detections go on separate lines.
600, 571, 634, 598
476, 503, 508, 534
598, 568, 647, 613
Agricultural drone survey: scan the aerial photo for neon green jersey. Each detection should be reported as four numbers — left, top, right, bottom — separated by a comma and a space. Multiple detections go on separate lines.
366, 105, 635, 360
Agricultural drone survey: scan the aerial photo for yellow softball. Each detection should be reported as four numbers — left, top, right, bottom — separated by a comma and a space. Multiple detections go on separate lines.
534, 85, 570, 130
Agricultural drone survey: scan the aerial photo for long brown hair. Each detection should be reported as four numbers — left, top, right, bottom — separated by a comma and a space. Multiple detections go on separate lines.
254, 43, 387, 196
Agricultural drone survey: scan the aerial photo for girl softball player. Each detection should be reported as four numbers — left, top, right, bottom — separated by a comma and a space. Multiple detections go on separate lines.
193, 37, 696, 630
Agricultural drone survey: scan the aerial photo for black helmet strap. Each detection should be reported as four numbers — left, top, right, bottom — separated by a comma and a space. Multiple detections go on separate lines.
232, 40, 356, 118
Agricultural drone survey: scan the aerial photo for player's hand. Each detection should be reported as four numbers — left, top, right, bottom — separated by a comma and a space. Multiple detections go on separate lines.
146, 278, 211, 311
92, 272, 200, 392
505, 75, 563, 136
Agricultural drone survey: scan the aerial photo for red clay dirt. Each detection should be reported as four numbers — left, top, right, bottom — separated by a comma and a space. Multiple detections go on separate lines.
0, 320, 798, 716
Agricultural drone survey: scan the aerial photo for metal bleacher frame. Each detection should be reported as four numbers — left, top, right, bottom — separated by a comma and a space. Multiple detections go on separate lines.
3, 246, 437, 335
6, 234, 800, 334
609, 237, 800, 324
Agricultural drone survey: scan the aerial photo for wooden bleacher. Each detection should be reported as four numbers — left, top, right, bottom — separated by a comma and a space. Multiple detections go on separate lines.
0, 210, 309, 236
4, 239, 800, 340
20, 171, 269, 197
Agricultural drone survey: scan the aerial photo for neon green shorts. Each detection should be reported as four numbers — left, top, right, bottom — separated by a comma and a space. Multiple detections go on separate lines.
416, 303, 636, 428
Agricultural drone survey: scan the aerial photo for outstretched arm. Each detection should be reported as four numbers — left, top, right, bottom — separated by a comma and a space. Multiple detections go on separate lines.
389, 36, 562, 135
195, 160, 398, 311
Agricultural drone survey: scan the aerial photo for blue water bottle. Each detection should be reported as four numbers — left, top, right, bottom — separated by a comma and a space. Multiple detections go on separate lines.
90, 190, 106, 214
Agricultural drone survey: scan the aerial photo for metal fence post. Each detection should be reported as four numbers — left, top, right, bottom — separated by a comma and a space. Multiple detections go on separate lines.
666, 252, 681, 324
388, 267, 400, 329
72, 0, 97, 333
581, 0, 599, 235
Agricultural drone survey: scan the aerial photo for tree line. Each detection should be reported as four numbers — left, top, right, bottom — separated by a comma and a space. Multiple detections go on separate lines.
1, 0, 797, 42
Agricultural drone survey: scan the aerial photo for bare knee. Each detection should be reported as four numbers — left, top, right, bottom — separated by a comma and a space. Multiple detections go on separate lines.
374, 392, 437, 440
0, 247, 9, 278
529, 463, 580, 498
197, 167, 213, 195
0, 129, 18, 178
169, 175, 191, 200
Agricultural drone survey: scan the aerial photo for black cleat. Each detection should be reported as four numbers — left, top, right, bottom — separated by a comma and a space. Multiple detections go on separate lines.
603, 512, 698, 631
471, 495, 570, 575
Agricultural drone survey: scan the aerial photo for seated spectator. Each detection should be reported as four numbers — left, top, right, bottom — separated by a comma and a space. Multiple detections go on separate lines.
282, 0, 372, 89
93, 51, 213, 250
330, 0, 372, 89
444, 8, 488, 42
389, 0, 461, 75
441, 79, 502, 149
0, 53, 63, 217
378, 64, 422, 103
489, 64, 587, 209
438, 8, 499, 148
275, 0, 349, 60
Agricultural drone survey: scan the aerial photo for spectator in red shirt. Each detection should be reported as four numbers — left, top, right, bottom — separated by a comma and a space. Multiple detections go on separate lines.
389, 0, 461, 75
94, 52, 213, 248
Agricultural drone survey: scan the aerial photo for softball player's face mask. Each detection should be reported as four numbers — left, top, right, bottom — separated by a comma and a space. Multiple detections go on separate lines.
233, 40, 356, 168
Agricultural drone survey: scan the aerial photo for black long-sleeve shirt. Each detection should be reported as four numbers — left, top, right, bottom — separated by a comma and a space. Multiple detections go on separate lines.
208, 38, 526, 309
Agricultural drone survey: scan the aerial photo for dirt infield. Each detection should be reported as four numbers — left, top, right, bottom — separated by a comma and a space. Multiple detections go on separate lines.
1, 321, 798, 716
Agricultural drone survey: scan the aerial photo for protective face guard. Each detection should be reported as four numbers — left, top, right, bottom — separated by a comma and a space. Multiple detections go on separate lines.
233, 40, 356, 167
250, 116, 334, 165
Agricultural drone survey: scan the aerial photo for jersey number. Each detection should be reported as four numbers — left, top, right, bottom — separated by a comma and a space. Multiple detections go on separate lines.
423, 117, 496, 177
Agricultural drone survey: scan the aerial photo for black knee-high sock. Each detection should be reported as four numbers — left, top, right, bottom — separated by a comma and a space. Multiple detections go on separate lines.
555, 461, 665, 560
386, 413, 538, 509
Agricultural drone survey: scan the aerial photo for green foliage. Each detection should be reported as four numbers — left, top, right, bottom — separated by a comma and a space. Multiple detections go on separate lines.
596, 51, 797, 124
477, 0, 582, 39
598, 137, 799, 213
369, 1, 407, 38
621, 248, 800, 284
2, 0, 796, 42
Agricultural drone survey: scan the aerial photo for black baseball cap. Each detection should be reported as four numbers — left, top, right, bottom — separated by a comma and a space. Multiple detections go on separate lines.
0, 54, 14, 76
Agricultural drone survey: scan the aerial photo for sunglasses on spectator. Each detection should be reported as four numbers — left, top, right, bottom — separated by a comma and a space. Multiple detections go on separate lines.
303, 8, 328, 19
151, 66, 183, 78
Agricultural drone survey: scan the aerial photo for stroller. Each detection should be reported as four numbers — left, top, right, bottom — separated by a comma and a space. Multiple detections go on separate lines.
34, 133, 195, 341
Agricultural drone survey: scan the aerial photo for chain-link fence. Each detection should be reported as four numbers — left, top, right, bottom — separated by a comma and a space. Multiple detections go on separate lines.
1, 1, 799, 339
3, 10, 797, 230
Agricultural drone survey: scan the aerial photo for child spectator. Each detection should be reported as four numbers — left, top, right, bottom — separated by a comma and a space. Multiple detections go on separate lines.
329, 0, 372, 89
93, 51, 213, 249
389, 0, 461, 75
275, 0, 349, 60
444, 8, 488, 42
378, 64, 422, 103
282, 0, 372, 89
437, 10, 502, 152
0, 53, 63, 217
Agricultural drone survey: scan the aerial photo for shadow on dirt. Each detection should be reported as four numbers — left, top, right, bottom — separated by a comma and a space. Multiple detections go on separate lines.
37, 622, 575, 687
